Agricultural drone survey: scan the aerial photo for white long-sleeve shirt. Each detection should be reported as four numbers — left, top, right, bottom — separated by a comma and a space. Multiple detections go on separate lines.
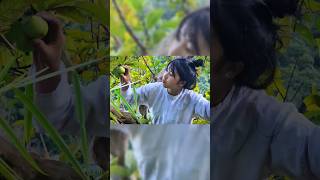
212, 85, 320, 180
34, 64, 108, 137
121, 82, 210, 124
112, 124, 210, 180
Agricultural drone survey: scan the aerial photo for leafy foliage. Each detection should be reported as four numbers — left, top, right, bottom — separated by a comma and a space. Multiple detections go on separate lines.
110, 0, 209, 55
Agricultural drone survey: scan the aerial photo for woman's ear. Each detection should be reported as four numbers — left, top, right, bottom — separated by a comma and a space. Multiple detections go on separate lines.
178, 80, 186, 88
223, 62, 244, 79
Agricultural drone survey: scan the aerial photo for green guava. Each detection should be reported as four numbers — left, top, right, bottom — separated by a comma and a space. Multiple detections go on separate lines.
22, 16, 48, 39
113, 66, 126, 78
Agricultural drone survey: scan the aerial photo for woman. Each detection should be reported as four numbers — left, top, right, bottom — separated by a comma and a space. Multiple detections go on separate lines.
212, 0, 320, 179
154, 7, 210, 56
120, 58, 210, 124
110, 125, 210, 180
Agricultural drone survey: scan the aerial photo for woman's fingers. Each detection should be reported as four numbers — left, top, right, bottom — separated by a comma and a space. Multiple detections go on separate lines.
36, 12, 65, 46
120, 74, 128, 83
120, 65, 129, 75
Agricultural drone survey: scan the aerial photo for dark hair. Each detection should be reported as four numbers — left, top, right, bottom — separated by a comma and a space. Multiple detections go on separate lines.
166, 58, 204, 90
176, 7, 210, 54
213, 0, 300, 89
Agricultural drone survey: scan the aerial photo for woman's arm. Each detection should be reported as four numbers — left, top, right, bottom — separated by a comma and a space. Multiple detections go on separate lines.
192, 93, 210, 120
270, 107, 320, 179
120, 82, 160, 107
120, 66, 160, 107
34, 66, 108, 136
32, 12, 108, 136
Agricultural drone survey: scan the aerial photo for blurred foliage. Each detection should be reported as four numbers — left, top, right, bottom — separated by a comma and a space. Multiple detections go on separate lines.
266, 0, 320, 126
266, 0, 320, 179
110, 149, 139, 179
110, 0, 209, 55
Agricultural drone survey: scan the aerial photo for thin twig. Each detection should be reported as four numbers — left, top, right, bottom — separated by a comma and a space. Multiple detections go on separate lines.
110, 80, 141, 91
289, 82, 304, 102
0, 59, 103, 95
99, 24, 110, 48
39, 134, 50, 159
142, 57, 156, 80
112, 0, 147, 55
0, 34, 16, 55
284, 58, 298, 102
272, 81, 285, 100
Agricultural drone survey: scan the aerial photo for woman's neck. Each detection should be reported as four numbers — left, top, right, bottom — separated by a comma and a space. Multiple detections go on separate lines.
167, 88, 183, 96
213, 83, 233, 107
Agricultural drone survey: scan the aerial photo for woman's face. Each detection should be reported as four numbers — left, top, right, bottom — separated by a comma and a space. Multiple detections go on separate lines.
212, 33, 224, 76
162, 68, 184, 90
212, 31, 244, 105
167, 23, 210, 56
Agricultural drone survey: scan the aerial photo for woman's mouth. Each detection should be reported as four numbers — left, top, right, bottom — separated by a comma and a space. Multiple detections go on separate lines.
162, 80, 167, 87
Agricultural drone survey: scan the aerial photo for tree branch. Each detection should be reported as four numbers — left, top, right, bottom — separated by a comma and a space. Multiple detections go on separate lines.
112, 0, 147, 55
0, 34, 16, 55
142, 56, 156, 81
284, 57, 298, 102
272, 81, 285, 101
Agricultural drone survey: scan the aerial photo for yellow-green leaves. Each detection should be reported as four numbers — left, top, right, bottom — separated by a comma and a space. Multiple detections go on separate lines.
15, 89, 88, 179
0, 117, 46, 175
71, 71, 89, 165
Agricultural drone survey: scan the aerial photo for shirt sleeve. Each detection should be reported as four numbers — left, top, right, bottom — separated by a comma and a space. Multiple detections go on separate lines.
121, 82, 160, 107
192, 93, 210, 121
34, 63, 108, 137
270, 104, 320, 179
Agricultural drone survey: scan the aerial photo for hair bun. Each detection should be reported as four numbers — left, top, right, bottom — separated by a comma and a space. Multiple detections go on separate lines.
263, 0, 300, 18
192, 59, 204, 67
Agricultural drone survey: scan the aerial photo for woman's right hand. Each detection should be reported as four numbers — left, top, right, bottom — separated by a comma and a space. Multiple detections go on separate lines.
32, 12, 65, 93
120, 66, 131, 91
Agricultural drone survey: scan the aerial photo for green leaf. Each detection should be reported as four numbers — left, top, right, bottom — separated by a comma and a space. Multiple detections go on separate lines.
316, 38, 320, 56
0, 117, 46, 175
0, 158, 23, 180
146, 9, 164, 28
24, 84, 34, 145
76, 0, 108, 25
32, 0, 78, 11
304, 94, 320, 107
15, 89, 88, 179
296, 23, 314, 46
0, 0, 28, 34
115, 90, 136, 118
125, 150, 137, 173
316, 17, 320, 31
71, 72, 89, 165
311, 83, 318, 95
110, 165, 130, 177
307, 0, 320, 12
0, 54, 15, 83
128, 0, 145, 12
55, 6, 88, 23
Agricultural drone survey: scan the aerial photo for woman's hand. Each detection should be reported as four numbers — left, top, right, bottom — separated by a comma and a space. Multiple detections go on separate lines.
120, 66, 131, 91
32, 12, 65, 93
